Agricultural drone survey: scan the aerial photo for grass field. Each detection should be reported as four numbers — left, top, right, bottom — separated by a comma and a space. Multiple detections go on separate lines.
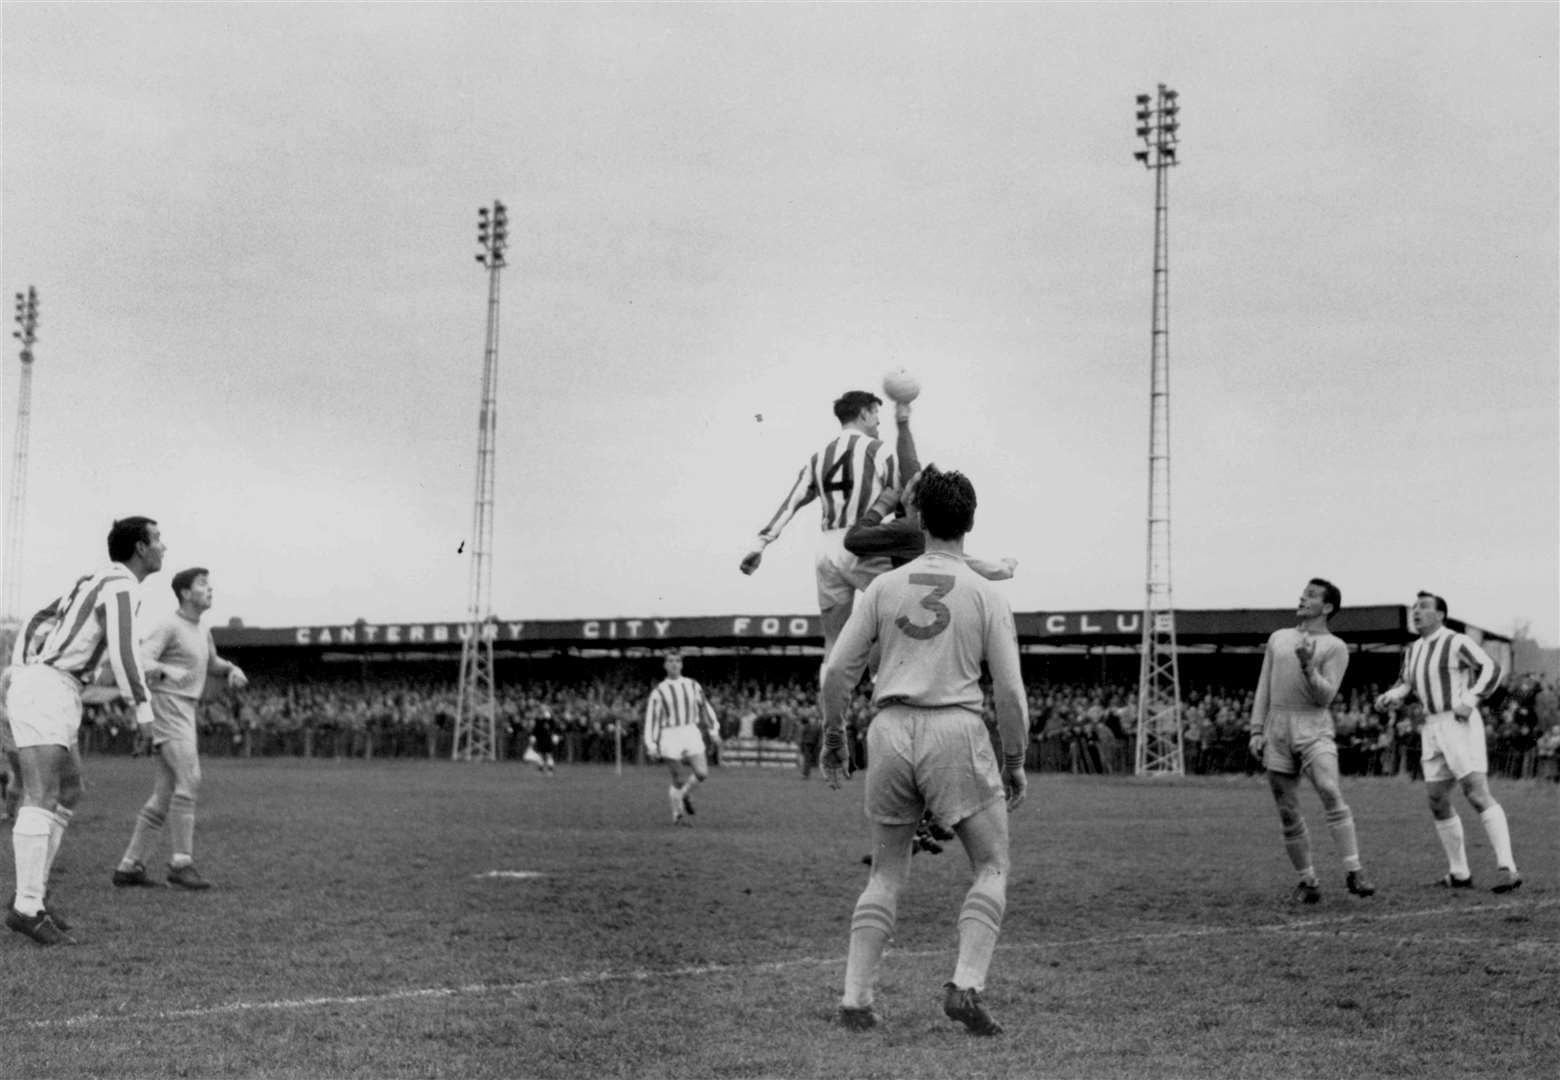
1, 757, 1555, 1079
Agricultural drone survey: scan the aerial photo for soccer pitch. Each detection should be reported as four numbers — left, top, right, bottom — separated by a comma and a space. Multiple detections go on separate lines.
2, 759, 1555, 1079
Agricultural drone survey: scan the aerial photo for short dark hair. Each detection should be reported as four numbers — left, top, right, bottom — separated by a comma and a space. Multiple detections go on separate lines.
107, 517, 157, 563
912, 463, 976, 540
832, 391, 881, 425
1417, 590, 1448, 617
171, 566, 210, 601
1309, 577, 1342, 617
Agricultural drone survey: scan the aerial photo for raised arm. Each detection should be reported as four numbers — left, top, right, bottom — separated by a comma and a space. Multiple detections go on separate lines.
1298, 637, 1348, 708
740, 464, 819, 574
963, 555, 1017, 581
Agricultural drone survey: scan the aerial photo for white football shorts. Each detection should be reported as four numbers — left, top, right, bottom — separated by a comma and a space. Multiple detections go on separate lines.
1420, 709, 1488, 782
4, 663, 84, 749
815, 528, 892, 610
655, 723, 707, 763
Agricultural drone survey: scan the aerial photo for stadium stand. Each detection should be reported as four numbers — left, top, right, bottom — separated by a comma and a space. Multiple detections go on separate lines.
24, 603, 1551, 781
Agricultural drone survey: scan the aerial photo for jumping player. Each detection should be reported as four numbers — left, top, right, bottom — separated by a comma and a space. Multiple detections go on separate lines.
739, 390, 914, 660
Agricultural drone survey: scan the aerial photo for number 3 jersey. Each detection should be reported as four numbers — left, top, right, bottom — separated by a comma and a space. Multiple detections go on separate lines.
838, 550, 1023, 716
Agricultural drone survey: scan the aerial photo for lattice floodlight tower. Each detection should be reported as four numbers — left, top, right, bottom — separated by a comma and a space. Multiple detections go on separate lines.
453, 202, 508, 762
1132, 86, 1186, 777
3, 286, 40, 637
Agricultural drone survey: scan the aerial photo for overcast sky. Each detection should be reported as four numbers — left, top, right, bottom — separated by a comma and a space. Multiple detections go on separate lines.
3, 2, 1556, 646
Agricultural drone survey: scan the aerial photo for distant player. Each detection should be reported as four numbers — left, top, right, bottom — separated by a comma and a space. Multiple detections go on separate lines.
1375, 591, 1518, 893
528, 707, 558, 775
644, 651, 721, 824
5, 516, 164, 945
1247, 578, 1376, 904
113, 567, 247, 891
740, 390, 913, 660
820, 465, 1029, 1035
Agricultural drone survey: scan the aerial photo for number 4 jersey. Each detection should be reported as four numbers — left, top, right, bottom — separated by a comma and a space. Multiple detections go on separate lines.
837, 550, 1023, 715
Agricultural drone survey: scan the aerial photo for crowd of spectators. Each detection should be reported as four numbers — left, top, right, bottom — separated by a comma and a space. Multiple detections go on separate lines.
72, 661, 1560, 782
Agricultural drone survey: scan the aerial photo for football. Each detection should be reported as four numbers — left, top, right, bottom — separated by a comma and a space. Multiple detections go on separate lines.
882, 367, 921, 404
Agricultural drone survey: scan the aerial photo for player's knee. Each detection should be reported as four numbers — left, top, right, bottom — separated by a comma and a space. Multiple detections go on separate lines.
870, 859, 912, 893
971, 851, 1010, 880
1275, 800, 1304, 831
54, 779, 83, 811
1461, 776, 1493, 811
1314, 782, 1346, 812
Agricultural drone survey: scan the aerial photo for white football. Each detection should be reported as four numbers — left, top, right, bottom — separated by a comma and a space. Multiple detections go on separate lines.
882, 367, 921, 404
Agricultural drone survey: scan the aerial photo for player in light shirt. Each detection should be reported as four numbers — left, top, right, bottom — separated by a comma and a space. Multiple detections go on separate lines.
819, 465, 1028, 1036
1247, 578, 1377, 904
739, 390, 909, 660
113, 567, 247, 890
4, 516, 164, 945
1375, 591, 1518, 893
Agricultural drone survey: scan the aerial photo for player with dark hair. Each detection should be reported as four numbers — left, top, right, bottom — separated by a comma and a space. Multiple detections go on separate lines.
5, 516, 164, 944
739, 389, 910, 659
1248, 578, 1376, 903
845, 468, 1017, 580
820, 465, 1029, 1035
1375, 591, 1518, 892
113, 566, 247, 890
644, 651, 721, 824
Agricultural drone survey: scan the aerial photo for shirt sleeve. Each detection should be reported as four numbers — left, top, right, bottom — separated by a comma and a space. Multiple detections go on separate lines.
1249, 635, 1275, 733
1304, 636, 1349, 708
644, 689, 662, 746
820, 587, 879, 728
101, 584, 150, 706
13, 598, 62, 665
1455, 634, 1503, 708
983, 594, 1028, 760
756, 464, 819, 544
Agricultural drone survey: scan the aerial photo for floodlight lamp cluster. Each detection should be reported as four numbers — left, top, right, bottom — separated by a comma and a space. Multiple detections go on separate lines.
12, 286, 38, 352
475, 201, 509, 268
1133, 85, 1180, 169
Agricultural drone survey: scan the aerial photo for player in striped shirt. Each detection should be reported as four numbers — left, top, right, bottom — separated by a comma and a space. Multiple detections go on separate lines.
112, 566, 247, 891
4, 516, 164, 945
644, 651, 721, 824
739, 390, 907, 659
0, 614, 56, 822
819, 465, 1029, 1036
1375, 591, 1519, 893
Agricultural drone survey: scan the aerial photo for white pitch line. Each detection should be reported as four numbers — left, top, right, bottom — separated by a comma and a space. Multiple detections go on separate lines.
1278, 928, 1560, 952
14, 895, 1555, 1031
